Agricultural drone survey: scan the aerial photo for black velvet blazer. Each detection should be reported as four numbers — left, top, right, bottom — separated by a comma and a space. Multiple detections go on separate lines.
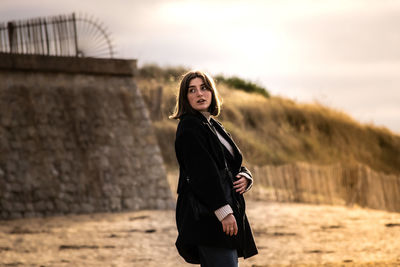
174, 111, 258, 264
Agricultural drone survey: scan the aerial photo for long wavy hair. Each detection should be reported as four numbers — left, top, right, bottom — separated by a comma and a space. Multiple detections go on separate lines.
169, 70, 222, 120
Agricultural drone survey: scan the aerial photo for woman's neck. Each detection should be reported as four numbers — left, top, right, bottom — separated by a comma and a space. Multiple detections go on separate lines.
200, 111, 211, 122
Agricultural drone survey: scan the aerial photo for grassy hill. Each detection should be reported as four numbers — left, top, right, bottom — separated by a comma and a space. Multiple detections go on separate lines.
137, 65, 400, 175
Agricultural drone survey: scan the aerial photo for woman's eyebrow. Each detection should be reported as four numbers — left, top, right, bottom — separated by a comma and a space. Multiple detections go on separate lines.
188, 83, 205, 88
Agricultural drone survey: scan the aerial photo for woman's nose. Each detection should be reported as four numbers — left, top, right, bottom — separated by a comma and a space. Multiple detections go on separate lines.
197, 89, 203, 96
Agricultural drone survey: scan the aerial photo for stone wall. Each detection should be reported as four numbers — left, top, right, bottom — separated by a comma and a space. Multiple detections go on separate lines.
0, 54, 174, 220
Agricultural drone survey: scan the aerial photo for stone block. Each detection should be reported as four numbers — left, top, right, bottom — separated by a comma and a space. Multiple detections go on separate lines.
0, 136, 9, 151
100, 171, 112, 183
9, 212, 22, 219
21, 182, 33, 192
10, 183, 22, 192
11, 119, 19, 127
58, 192, 74, 203
147, 185, 158, 198
31, 179, 43, 190
27, 126, 36, 137
13, 202, 25, 211
33, 190, 48, 201
25, 203, 34, 211
157, 188, 169, 199
8, 152, 20, 162
144, 145, 160, 155
102, 184, 122, 197
1, 211, 9, 219
23, 212, 37, 218
2, 116, 12, 127
10, 141, 22, 150
166, 199, 175, 209
122, 197, 141, 210
19, 161, 29, 173
64, 183, 76, 193
51, 167, 59, 177
26, 140, 36, 153
121, 135, 134, 147
69, 203, 80, 213
146, 198, 156, 209
53, 138, 64, 149
109, 197, 122, 211
64, 141, 75, 150
99, 156, 110, 169
60, 161, 71, 174
151, 154, 164, 165
6, 174, 16, 182
116, 167, 129, 177
60, 175, 71, 183
46, 201, 55, 210
130, 159, 141, 170
1, 191, 12, 199
81, 203, 94, 213
155, 199, 167, 210
1, 200, 12, 211
6, 161, 17, 174
20, 116, 30, 127
38, 124, 48, 137
38, 115, 48, 124
34, 201, 47, 211
120, 185, 136, 198
54, 200, 69, 212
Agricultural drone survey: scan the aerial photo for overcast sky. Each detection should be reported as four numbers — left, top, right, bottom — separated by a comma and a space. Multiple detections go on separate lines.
1, 0, 399, 133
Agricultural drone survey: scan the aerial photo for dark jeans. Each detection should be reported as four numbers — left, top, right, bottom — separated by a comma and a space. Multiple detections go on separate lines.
198, 245, 238, 267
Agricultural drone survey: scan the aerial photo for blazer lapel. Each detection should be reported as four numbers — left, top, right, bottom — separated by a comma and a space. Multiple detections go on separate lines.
203, 121, 218, 137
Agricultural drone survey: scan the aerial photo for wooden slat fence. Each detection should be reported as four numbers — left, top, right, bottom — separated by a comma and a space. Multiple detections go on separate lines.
248, 163, 400, 212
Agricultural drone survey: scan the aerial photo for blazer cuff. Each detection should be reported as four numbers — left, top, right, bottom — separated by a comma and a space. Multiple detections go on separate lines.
214, 204, 233, 221
238, 172, 253, 192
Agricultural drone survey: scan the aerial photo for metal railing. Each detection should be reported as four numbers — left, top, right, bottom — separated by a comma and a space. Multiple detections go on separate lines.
0, 13, 114, 58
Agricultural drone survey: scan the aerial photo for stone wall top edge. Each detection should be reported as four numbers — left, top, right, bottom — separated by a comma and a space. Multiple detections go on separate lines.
0, 53, 137, 77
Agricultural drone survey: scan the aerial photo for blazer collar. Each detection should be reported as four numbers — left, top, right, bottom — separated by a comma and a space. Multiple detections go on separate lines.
182, 112, 242, 161
182, 110, 209, 124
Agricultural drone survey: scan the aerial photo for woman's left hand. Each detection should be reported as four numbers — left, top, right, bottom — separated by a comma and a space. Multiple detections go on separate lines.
233, 175, 249, 194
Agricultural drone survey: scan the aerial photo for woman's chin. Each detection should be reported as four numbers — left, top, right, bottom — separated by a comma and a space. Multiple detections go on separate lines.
194, 105, 210, 112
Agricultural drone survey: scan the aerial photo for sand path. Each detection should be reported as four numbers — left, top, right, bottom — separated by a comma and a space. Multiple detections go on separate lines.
1, 200, 400, 266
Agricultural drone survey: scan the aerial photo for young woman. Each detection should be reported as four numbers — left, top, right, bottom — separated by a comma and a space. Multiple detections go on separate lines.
170, 70, 258, 266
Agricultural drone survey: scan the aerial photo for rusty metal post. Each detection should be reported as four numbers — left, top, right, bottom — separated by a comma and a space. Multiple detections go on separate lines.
72, 13, 79, 57
7, 22, 16, 53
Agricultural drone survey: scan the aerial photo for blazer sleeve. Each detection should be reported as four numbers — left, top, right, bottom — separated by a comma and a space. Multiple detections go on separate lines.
176, 126, 229, 212
238, 166, 253, 192
239, 166, 252, 178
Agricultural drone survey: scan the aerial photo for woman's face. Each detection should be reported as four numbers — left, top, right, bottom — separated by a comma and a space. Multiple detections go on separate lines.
187, 77, 212, 112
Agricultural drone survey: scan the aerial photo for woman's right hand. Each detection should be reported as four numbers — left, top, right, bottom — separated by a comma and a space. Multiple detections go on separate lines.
221, 214, 238, 236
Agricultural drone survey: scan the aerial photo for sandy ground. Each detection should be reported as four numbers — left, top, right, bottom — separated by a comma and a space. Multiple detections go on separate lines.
1, 200, 400, 267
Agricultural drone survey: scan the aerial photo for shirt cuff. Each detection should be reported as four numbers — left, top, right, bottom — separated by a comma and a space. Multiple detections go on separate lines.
238, 172, 253, 192
214, 204, 233, 221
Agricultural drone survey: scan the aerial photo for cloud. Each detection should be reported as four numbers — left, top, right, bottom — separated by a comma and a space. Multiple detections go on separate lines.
1, 0, 400, 133
278, 3, 400, 64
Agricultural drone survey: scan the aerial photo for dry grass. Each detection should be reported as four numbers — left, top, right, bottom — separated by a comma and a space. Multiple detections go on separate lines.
137, 70, 400, 175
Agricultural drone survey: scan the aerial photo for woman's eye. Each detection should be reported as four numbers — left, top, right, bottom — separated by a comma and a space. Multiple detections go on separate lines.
201, 86, 207, 90
189, 89, 195, 93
